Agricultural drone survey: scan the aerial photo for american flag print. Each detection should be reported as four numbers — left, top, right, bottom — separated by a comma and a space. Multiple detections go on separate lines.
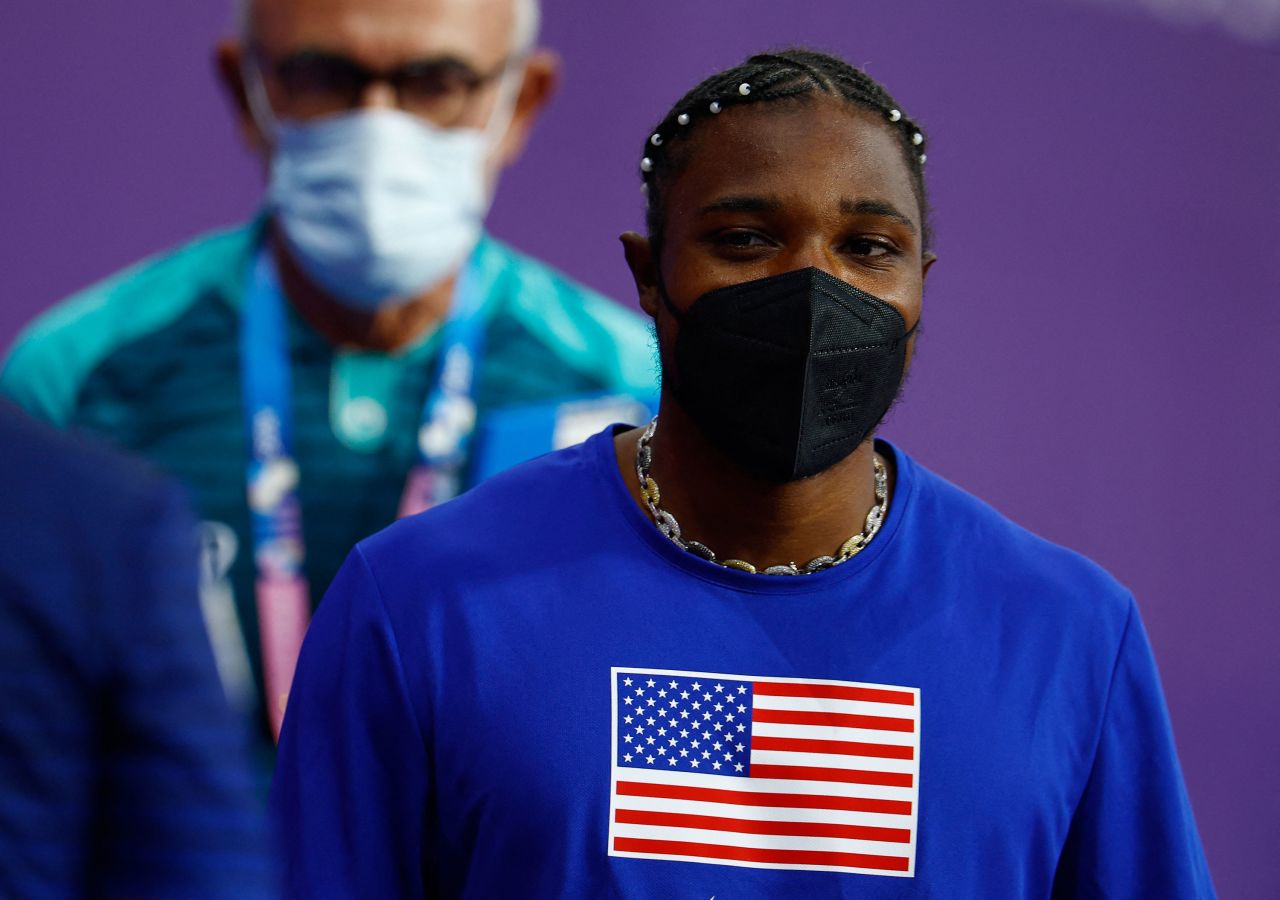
608, 667, 920, 877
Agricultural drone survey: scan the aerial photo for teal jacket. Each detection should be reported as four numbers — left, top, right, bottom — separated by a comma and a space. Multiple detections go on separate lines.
2, 219, 657, 741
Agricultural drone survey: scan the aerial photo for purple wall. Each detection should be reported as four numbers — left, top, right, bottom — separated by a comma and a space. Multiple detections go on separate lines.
3, 0, 1277, 893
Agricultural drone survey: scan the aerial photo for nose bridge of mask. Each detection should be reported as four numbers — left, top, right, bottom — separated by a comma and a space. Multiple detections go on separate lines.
663, 265, 908, 344
280, 108, 488, 194
667, 267, 816, 328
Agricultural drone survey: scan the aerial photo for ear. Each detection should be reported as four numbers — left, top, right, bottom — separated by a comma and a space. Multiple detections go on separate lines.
493, 49, 560, 167
215, 38, 269, 154
620, 231, 660, 319
921, 250, 938, 284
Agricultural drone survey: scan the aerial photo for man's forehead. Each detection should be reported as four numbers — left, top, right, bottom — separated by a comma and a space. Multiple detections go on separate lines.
673, 100, 919, 210
250, 0, 517, 64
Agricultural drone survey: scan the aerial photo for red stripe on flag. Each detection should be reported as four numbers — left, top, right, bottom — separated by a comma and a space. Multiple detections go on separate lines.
754, 681, 916, 706
615, 780, 912, 816
613, 836, 911, 872
751, 764, 914, 788
615, 808, 912, 844
752, 735, 914, 760
753, 706, 915, 733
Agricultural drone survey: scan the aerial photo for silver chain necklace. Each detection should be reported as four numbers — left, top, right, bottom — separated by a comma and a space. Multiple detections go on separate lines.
634, 418, 889, 576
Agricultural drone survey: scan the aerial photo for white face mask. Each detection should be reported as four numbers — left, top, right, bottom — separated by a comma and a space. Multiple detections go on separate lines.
247, 60, 520, 311
267, 108, 492, 309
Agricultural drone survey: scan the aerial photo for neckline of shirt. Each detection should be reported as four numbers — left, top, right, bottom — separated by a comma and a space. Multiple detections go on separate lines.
589, 425, 916, 595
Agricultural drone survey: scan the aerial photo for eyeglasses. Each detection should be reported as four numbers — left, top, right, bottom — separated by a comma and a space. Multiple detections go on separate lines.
254, 48, 512, 126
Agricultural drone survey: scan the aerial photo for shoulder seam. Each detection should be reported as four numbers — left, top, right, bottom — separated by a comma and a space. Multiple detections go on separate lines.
1062, 594, 1138, 823
353, 545, 431, 752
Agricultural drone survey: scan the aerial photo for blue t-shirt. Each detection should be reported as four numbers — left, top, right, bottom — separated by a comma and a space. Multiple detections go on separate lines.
271, 427, 1213, 898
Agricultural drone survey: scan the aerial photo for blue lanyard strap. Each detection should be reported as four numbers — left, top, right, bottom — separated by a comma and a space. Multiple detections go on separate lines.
240, 243, 485, 735
414, 260, 487, 472
241, 249, 306, 581
240, 245, 487, 583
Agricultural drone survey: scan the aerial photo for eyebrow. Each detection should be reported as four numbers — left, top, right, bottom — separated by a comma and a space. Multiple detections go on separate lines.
840, 199, 917, 232
697, 196, 783, 216
286, 47, 480, 74
698, 195, 917, 233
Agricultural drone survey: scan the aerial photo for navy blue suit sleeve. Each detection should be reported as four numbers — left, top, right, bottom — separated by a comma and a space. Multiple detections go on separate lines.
0, 403, 277, 899
98, 482, 278, 898
270, 546, 429, 896
1052, 602, 1215, 899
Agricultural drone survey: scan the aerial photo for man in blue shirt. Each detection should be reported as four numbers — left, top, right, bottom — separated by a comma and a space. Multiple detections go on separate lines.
271, 49, 1213, 896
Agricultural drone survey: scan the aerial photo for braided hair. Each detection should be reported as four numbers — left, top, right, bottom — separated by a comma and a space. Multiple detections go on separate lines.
639, 48, 931, 251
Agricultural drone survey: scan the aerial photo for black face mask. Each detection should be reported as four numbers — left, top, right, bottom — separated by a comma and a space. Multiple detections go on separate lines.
661, 266, 915, 482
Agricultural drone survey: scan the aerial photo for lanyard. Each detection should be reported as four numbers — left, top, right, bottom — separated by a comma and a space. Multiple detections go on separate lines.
240, 245, 486, 738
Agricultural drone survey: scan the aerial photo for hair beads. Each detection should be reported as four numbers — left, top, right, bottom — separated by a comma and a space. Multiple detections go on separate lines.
637, 49, 931, 249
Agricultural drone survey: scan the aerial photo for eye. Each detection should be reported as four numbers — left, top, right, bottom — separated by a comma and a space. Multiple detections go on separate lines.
276, 52, 367, 100
713, 229, 772, 249
399, 60, 482, 101
844, 237, 898, 258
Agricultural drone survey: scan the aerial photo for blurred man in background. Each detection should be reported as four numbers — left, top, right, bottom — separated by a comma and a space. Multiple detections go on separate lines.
0, 0, 655, 755
0, 403, 275, 896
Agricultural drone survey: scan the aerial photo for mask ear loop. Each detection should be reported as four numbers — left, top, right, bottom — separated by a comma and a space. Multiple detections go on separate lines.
240, 50, 279, 142
653, 268, 687, 323
482, 0, 540, 146
479, 58, 526, 147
